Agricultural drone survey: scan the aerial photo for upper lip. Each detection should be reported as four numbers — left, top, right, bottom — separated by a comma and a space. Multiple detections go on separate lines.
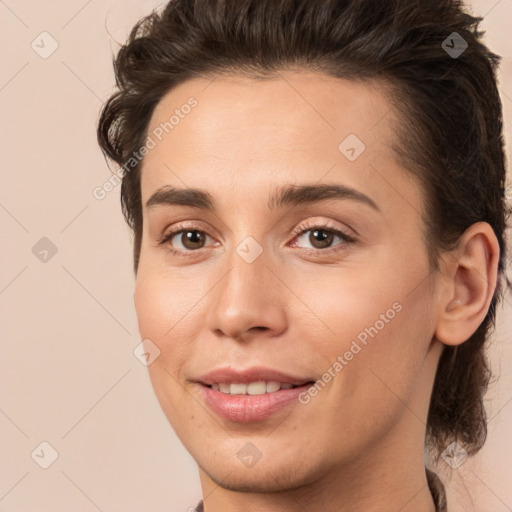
196, 366, 314, 386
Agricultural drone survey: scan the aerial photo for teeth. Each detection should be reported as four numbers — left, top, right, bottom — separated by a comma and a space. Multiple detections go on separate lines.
211, 381, 302, 395
230, 383, 247, 395
266, 381, 281, 393
219, 383, 230, 393
247, 381, 266, 395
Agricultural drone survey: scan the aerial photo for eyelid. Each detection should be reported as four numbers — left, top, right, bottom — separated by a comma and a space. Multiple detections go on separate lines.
289, 218, 356, 240
287, 220, 356, 255
156, 220, 217, 244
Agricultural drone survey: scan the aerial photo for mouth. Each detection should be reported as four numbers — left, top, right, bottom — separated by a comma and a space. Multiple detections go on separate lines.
194, 366, 317, 422
196, 379, 316, 423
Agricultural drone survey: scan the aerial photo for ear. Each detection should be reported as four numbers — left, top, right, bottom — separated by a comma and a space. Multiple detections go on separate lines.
435, 222, 500, 346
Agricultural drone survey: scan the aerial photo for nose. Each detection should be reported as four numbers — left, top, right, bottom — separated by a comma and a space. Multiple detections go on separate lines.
205, 248, 288, 343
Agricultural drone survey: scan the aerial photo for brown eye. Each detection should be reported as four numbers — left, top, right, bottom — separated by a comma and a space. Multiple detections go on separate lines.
158, 224, 214, 255
307, 228, 335, 249
293, 224, 353, 252
174, 230, 208, 250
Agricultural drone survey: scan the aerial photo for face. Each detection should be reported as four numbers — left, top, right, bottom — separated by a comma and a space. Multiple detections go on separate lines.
134, 71, 444, 493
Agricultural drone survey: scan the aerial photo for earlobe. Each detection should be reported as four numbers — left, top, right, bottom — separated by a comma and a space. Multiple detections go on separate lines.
435, 222, 500, 347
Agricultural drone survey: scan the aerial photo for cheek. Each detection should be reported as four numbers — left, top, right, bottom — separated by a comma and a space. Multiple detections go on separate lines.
304, 275, 435, 454
298, 252, 435, 392
133, 272, 201, 428
134, 263, 204, 336
134, 276, 168, 343
289, 264, 408, 351
327, 278, 435, 417
133, 271, 198, 374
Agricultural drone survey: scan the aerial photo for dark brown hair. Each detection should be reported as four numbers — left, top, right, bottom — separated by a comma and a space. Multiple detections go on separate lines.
97, 0, 510, 462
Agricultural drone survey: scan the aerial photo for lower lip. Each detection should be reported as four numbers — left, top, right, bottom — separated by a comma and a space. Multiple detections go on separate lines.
198, 383, 313, 422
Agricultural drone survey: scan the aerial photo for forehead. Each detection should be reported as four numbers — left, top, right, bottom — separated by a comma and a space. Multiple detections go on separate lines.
140, 71, 419, 215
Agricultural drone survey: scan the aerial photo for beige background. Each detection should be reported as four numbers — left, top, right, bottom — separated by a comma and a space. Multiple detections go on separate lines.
1, 1, 511, 510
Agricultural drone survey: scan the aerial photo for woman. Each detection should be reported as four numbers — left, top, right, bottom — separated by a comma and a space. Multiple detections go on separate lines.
97, 1, 510, 510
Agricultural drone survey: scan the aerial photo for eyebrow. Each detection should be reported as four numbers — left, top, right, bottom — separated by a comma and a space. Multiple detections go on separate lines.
145, 183, 380, 212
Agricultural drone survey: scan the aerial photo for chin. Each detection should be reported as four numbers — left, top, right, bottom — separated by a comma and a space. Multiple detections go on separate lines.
198, 455, 325, 494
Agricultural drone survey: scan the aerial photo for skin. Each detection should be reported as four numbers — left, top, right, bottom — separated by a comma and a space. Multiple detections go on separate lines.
133, 71, 499, 512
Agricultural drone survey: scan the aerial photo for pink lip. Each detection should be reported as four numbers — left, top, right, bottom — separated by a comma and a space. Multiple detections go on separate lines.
194, 366, 315, 422
198, 382, 314, 422
196, 366, 312, 386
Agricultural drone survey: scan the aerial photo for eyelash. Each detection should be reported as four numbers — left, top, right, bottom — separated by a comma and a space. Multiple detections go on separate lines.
157, 220, 356, 258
